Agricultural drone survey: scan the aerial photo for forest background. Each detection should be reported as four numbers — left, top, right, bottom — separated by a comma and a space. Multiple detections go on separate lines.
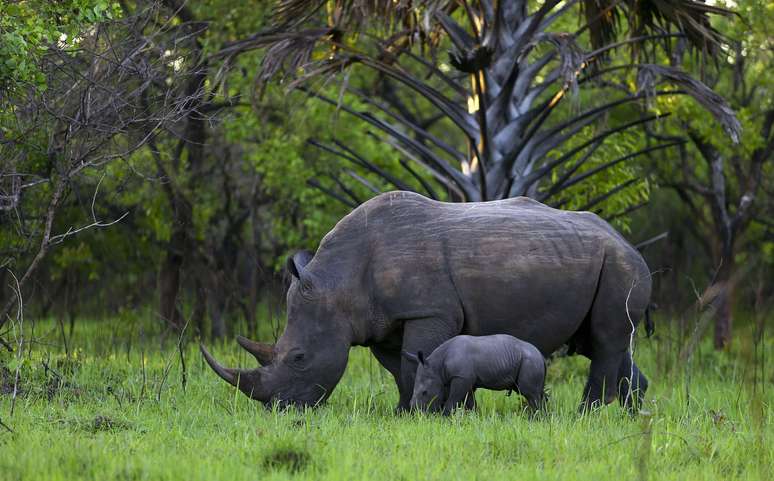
0, 0, 771, 363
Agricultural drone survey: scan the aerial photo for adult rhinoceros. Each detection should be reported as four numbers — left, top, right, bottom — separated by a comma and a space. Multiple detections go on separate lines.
201, 191, 651, 411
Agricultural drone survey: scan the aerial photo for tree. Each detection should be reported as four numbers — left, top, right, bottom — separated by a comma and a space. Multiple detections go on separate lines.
236, 0, 741, 224
2, 1, 388, 341
139, 0, 366, 336
0, 2, 206, 340
650, 0, 773, 348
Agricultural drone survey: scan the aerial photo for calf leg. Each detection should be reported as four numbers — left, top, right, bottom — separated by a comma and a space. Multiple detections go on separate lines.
516, 360, 546, 411
443, 377, 476, 416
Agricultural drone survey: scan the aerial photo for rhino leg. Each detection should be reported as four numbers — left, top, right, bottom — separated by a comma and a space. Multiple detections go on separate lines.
463, 389, 476, 410
616, 354, 648, 412
516, 361, 546, 411
580, 254, 651, 412
580, 350, 627, 411
370, 344, 408, 411
443, 377, 476, 416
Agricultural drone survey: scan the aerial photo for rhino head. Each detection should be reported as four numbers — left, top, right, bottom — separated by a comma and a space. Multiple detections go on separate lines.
200, 250, 351, 408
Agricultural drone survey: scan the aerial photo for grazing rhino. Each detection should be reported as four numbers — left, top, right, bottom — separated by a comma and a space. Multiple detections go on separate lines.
201, 191, 651, 411
404, 334, 546, 415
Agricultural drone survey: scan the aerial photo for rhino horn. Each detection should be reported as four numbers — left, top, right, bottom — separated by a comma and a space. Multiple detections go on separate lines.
236, 336, 275, 366
200, 344, 266, 400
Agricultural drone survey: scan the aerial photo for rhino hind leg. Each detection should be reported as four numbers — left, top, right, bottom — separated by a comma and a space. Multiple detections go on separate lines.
463, 389, 476, 410
580, 350, 628, 411
616, 354, 648, 412
580, 256, 651, 412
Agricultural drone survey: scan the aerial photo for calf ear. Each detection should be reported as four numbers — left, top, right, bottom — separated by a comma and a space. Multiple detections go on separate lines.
286, 250, 314, 279
417, 350, 426, 365
401, 350, 420, 364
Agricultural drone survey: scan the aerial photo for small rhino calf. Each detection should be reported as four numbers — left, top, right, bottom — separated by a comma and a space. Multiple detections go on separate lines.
404, 334, 546, 415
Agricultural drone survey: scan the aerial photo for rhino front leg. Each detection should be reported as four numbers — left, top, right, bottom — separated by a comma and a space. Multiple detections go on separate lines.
370, 344, 409, 412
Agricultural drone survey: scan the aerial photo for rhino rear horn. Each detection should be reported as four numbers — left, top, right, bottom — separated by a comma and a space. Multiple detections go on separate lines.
236, 336, 275, 366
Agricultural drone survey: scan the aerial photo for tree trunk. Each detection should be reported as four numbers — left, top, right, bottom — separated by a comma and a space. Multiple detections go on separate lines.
192, 277, 207, 337
209, 293, 227, 339
208, 268, 228, 339
245, 217, 261, 337
159, 229, 185, 329
0, 268, 5, 308
713, 246, 735, 349
156, 55, 206, 332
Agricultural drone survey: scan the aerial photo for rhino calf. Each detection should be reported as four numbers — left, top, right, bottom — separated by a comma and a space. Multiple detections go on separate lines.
404, 334, 546, 415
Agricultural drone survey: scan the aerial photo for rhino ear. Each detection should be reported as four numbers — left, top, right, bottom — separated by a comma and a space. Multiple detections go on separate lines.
287, 250, 314, 279
401, 350, 420, 364
417, 350, 426, 365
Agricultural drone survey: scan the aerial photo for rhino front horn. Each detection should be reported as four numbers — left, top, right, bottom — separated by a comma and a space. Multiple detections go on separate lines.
236, 335, 275, 366
200, 344, 264, 400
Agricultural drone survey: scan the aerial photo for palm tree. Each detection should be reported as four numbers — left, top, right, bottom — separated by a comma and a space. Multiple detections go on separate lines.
227, 0, 740, 214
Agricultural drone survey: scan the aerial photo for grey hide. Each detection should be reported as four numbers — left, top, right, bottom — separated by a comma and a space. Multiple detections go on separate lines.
405, 334, 547, 415
201, 191, 651, 411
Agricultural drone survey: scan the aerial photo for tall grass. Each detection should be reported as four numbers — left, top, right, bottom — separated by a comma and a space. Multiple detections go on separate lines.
0, 316, 771, 481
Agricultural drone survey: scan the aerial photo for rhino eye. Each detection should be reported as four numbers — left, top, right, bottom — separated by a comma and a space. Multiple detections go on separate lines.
286, 350, 306, 367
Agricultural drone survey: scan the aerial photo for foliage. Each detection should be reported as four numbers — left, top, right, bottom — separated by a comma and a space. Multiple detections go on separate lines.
0, 0, 119, 94
243, 0, 740, 230
641, 0, 774, 346
0, 1, 768, 342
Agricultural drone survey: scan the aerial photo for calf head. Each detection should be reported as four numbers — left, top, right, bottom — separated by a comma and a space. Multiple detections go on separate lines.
201, 250, 351, 408
403, 350, 446, 412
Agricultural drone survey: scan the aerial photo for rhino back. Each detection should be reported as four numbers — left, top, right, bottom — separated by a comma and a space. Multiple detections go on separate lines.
312, 192, 648, 354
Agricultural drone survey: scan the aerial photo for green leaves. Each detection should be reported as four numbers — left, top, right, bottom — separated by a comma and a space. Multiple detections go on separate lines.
0, 1, 120, 94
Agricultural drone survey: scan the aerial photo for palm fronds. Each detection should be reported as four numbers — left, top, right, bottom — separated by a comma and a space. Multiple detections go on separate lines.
244, 0, 740, 212
580, 0, 736, 56
637, 64, 742, 143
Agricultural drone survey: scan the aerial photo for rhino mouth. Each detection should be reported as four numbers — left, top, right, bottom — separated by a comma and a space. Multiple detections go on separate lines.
200, 340, 331, 408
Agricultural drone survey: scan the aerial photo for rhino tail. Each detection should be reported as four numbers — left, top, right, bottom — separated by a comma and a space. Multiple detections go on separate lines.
645, 305, 655, 338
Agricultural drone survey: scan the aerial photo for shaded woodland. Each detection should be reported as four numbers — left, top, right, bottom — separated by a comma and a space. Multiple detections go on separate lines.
1, 0, 772, 355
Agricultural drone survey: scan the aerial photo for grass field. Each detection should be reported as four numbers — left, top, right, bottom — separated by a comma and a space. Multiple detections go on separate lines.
0, 316, 771, 481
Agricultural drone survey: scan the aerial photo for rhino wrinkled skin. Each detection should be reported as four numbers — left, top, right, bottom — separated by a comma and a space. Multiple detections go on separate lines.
201, 191, 651, 411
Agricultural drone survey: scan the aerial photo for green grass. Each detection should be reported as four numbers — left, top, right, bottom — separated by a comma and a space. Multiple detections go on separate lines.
0, 317, 771, 481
